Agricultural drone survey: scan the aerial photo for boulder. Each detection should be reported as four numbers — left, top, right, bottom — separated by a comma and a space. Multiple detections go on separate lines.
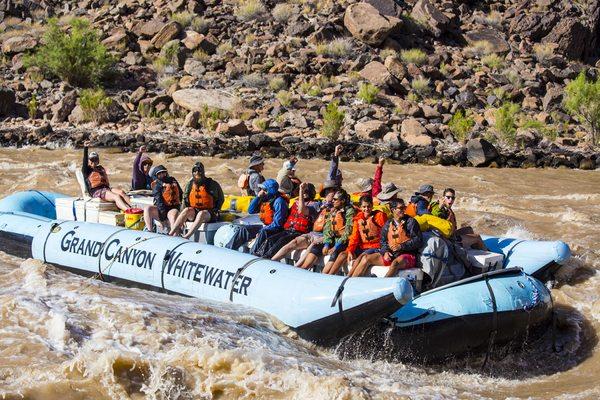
1, 35, 37, 54
0, 87, 16, 116
466, 138, 498, 166
101, 31, 129, 52
151, 21, 182, 49
184, 110, 200, 128
365, 0, 402, 17
355, 120, 388, 139
382, 131, 401, 148
360, 61, 400, 90
464, 28, 510, 53
344, 2, 401, 46
401, 118, 432, 146
216, 119, 249, 136
183, 59, 206, 77
384, 56, 406, 80
542, 85, 563, 111
411, 0, 450, 37
51, 91, 78, 123
68, 105, 86, 124
172, 89, 241, 112
182, 30, 203, 50
137, 19, 166, 38
196, 34, 218, 55
542, 18, 587, 60
130, 86, 146, 104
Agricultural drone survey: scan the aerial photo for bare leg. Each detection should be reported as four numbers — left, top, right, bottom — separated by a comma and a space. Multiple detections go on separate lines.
170, 207, 193, 236
272, 235, 311, 261
182, 210, 210, 239
167, 209, 180, 235
299, 252, 319, 270
348, 252, 367, 275
351, 253, 383, 277
143, 206, 159, 232
111, 188, 132, 207
104, 190, 129, 211
323, 251, 348, 275
385, 257, 407, 278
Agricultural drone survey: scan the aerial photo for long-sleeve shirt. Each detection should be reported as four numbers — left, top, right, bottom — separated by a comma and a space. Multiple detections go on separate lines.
82, 146, 109, 194
153, 176, 183, 214
131, 152, 152, 190
328, 155, 342, 186
380, 216, 423, 257
247, 169, 265, 197
410, 195, 431, 216
322, 205, 355, 248
372, 164, 383, 197
182, 178, 224, 211
347, 210, 388, 255
248, 195, 289, 231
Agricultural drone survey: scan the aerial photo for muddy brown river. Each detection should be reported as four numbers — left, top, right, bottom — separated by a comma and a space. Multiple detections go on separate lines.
0, 147, 599, 399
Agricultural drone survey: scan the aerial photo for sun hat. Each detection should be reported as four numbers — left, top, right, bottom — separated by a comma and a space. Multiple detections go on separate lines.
377, 182, 402, 201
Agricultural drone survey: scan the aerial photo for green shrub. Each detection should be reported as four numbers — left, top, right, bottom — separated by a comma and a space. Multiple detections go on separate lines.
494, 102, 520, 144
191, 17, 210, 34
321, 101, 345, 139
79, 88, 113, 122
200, 105, 226, 131
272, 3, 295, 22
406, 92, 419, 103
315, 38, 353, 58
564, 71, 600, 145
28, 93, 38, 119
481, 54, 504, 70
380, 48, 397, 60
216, 42, 233, 55
308, 85, 322, 97
411, 77, 431, 97
171, 12, 193, 27
357, 82, 379, 104
193, 49, 210, 62
448, 110, 475, 141
400, 48, 428, 65
235, 0, 267, 21
269, 76, 287, 91
25, 18, 115, 87
439, 62, 450, 76
276, 90, 292, 107
520, 119, 558, 141
254, 118, 268, 131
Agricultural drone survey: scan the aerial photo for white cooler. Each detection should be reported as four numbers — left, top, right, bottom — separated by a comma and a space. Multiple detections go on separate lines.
467, 249, 504, 273
55, 197, 119, 223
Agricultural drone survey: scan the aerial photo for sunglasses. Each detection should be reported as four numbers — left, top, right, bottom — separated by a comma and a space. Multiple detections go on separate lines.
393, 205, 406, 210
445, 195, 455, 200
333, 196, 343, 201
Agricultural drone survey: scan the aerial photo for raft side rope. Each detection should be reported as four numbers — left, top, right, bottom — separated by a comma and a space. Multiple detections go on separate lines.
229, 257, 263, 302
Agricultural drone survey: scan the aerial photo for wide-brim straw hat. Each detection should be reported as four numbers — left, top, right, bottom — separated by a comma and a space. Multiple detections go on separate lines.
377, 182, 402, 201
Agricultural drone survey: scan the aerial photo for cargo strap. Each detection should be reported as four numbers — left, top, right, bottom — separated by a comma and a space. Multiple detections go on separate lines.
96, 228, 129, 281
482, 274, 498, 370
229, 257, 263, 301
331, 276, 351, 322
160, 241, 193, 292
42, 221, 68, 264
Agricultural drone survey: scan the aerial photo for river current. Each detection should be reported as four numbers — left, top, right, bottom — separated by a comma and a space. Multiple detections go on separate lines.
0, 147, 598, 399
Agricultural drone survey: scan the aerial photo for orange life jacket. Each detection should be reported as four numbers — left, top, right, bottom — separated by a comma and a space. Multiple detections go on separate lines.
330, 209, 348, 238
405, 203, 417, 217
387, 219, 411, 252
188, 182, 214, 210
259, 201, 274, 225
284, 202, 312, 234
152, 180, 181, 207
88, 166, 109, 190
313, 208, 329, 232
358, 212, 384, 243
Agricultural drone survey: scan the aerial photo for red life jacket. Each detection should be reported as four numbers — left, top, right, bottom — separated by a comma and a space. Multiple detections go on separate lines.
259, 201, 274, 225
188, 182, 214, 210
284, 202, 312, 234
88, 166, 109, 190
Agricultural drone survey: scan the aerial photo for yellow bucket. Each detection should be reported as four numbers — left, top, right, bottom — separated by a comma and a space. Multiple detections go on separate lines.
124, 208, 145, 230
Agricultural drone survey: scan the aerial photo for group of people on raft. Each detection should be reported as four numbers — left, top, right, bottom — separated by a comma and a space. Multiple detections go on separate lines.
82, 143, 460, 278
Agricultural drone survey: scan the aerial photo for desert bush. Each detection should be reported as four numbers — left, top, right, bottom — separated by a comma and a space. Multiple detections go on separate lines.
269, 76, 287, 91
380, 48, 397, 60
533, 43, 555, 64
400, 48, 428, 65
191, 17, 211, 34
357, 82, 379, 104
193, 49, 210, 62
276, 90, 293, 107
411, 77, 431, 97
468, 40, 494, 57
315, 38, 353, 58
494, 102, 520, 144
564, 71, 600, 145
520, 119, 558, 141
481, 53, 504, 70
235, 0, 267, 21
216, 42, 233, 55
79, 88, 113, 122
272, 3, 295, 22
28, 93, 38, 119
171, 12, 193, 27
448, 110, 474, 141
26, 18, 114, 87
321, 101, 345, 139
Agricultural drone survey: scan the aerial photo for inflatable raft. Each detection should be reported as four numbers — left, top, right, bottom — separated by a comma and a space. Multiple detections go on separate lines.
0, 191, 412, 344
0, 191, 572, 360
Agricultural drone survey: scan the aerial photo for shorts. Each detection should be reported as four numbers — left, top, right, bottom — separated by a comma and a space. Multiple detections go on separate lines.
355, 248, 380, 257
91, 187, 109, 200
382, 253, 417, 269
305, 231, 323, 244
159, 205, 180, 221
190, 208, 219, 223
310, 242, 347, 260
